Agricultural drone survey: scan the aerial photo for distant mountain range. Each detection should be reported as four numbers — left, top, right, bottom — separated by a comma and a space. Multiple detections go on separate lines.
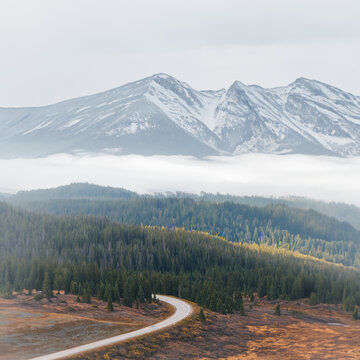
1, 74, 360, 157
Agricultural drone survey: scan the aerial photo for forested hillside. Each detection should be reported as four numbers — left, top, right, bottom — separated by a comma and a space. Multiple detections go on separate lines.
10, 183, 360, 230
15, 197, 360, 268
0, 202, 359, 314
168, 192, 360, 230
11, 183, 137, 202
11, 183, 360, 229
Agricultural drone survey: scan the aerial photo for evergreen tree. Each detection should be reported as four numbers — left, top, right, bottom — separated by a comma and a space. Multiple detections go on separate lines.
209, 291, 217, 312
199, 308, 206, 323
257, 278, 267, 298
113, 285, 120, 304
3, 282, 13, 299
123, 281, 133, 307
353, 306, 359, 320
309, 292, 320, 305
70, 281, 78, 295
275, 303, 281, 316
96, 282, 105, 300
42, 272, 52, 299
84, 285, 91, 304
234, 289, 243, 311
107, 295, 114, 311
225, 295, 234, 314
239, 303, 245, 316
216, 298, 225, 314
137, 284, 145, 303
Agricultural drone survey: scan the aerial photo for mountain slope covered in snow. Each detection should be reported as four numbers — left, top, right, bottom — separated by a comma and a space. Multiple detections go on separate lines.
1, 74, 360, 157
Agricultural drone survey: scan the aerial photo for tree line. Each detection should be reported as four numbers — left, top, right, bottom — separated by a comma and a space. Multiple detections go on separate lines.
17, 197, 360, 268
0, 202, 359, 314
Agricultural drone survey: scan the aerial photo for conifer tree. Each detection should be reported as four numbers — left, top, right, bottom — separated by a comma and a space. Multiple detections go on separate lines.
309, 292, 320, 305
240, 303, 245, 316
113, 285, 120, 304
199, 308, 206, 323
123, 281, 133, 307
353, 306, 359, 320
84, 285, 91, 303
234, 289, 243, 311
275, 303, 281, 316
137, 284, 145, 303
209, 291, 217, 312
42, 272, 52, 299
3, 282, 13, 299
107, 295, 114, 311
70, 281, 78, 295
96, 282, 105, 300
225, 295, 234, 314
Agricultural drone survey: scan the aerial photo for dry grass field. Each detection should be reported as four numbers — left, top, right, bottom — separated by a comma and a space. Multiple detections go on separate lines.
0, 294, 170, 360
75, 299, 360, 360
0, 294, 359, 360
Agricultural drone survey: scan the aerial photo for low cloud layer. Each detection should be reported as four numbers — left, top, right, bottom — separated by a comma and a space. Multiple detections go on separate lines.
1, 154, 360, 206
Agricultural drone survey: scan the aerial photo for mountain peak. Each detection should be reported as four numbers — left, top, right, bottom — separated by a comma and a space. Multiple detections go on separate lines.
293, 77, 312, 83
0, 74, 360, 158
150, 73, 175, 81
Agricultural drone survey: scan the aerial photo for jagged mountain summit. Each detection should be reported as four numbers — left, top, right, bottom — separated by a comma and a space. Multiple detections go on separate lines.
1, 74, 360, 158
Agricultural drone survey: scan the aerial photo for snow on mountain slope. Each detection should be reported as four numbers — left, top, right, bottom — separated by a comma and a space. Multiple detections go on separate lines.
214, 78, 360, 156
143, 74, 223, 150
0, 74, 222, 157
0, 74, 360, 157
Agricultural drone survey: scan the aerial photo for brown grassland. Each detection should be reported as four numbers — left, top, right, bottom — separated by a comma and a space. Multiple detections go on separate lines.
0, 294, 359, 359
0, 294, 171, 360
73, 298, 360, 360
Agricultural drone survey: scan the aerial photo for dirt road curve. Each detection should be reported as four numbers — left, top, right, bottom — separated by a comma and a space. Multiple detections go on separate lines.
29, 295, 192, 360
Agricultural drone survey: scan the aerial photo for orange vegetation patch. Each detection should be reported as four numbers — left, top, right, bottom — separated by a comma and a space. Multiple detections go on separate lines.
0, 294, 171, 360
76, 299, 360, 360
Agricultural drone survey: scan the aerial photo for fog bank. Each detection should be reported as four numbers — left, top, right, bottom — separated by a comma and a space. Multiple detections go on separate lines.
0, 153, 359, 206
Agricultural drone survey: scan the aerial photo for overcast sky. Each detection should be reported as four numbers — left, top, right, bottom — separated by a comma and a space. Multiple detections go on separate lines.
1, 0, 360, 107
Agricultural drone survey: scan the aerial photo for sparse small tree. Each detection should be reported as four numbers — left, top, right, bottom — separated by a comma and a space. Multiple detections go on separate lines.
308, 292, 320, 305
240, 303, 245, 316
199, 308, 206, 323
353, 306, 359, 320
3, 282, 13, 299
107, 295, 114, 311
42, 272, 52, 300
275, 303, 281, 316
84, 285, 91, 304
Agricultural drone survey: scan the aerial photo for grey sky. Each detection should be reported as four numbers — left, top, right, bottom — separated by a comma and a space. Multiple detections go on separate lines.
1, 0, 360, 106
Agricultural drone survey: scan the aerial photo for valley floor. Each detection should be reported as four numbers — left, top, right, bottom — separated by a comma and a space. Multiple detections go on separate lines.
1, 294, 359, 359
75, 299, 360, 360
0, 294, 170, 360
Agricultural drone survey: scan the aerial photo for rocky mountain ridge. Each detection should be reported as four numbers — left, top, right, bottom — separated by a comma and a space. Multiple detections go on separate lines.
1, 73, 360, 157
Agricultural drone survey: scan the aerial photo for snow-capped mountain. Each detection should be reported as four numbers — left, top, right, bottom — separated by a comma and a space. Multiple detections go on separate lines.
215, 78, 360, 156
1, 74, 360, 158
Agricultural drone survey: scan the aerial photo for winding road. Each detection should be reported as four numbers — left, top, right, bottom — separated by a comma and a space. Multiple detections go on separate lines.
30, 295, 192, 360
